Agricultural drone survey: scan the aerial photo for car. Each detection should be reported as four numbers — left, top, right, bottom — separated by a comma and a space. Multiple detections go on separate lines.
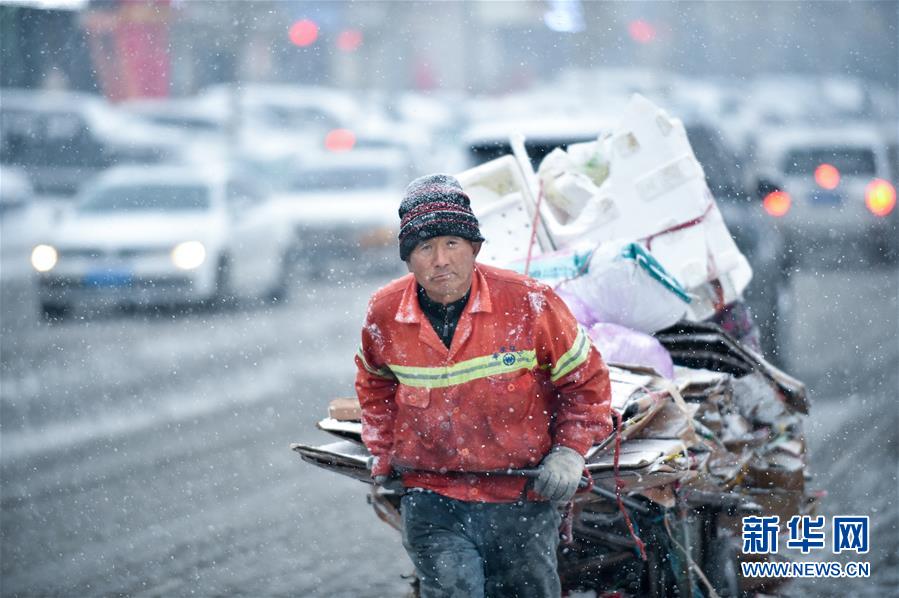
30, 165, 294, 318
268, 148, 413, 279
0, 89, 182, 196
195, 83, 367, 148
204, 83, 364, 123
682, 119, 791, 359
753, 124, 897, 264
121, 96, 305, 196
1, 165, 36, 280
0, 163, 32, 214
723, 74, 875, 156
120, 97, 229, 145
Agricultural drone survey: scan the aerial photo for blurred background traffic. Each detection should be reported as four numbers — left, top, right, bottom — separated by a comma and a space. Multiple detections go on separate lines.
1, 1, 896, 596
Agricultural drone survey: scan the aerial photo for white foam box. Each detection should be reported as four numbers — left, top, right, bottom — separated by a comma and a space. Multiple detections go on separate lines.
537, 95, 753, 315
456, 154, 548, 265
454, 95, 753, 319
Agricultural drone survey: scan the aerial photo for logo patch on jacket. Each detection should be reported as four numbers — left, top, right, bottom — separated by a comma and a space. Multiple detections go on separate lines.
494, 345, 525, 367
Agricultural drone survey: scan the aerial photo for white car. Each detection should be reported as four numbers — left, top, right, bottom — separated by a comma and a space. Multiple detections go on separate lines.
268, 149, 412, 278
31, 165, 294, 318
753, 125, 897, 262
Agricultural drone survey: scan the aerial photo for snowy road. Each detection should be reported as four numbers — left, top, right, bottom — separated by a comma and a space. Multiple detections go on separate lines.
1, 254, 896, 597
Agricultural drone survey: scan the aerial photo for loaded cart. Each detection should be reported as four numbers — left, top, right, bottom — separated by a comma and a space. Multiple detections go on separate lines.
292, 322, 811, 596
292, 96, 816, 596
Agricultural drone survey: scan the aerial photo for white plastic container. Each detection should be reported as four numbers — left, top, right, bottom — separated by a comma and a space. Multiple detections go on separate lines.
456, 154, 550, 265
455, 94, 753, 321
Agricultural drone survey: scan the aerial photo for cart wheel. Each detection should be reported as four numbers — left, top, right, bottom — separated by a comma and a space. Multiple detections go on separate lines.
401, 571, 420, 598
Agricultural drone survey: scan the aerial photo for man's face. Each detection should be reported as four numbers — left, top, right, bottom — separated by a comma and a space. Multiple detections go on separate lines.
406, 236, 481, 304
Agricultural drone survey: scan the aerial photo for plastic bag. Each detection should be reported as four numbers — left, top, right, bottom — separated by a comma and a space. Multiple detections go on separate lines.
503, 244, 593, 286
559, 241, 690, 334
588, 322, 675, 379
555, 287, 599, 328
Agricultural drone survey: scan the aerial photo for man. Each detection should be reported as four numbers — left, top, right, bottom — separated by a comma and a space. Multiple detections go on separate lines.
355, 173, 612, 598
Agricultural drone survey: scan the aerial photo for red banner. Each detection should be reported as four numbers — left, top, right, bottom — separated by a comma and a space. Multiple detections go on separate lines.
82, 0, 170, 102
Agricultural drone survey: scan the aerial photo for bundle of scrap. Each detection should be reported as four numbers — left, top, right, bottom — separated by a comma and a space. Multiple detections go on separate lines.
559, 322, 812, 594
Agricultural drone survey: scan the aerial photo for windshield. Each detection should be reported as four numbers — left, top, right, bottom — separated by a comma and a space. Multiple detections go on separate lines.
78, 183, 210, 213
290, 168, 394, 191
255, 105, 339, 130
468, 137, 596, 170
781, 147, 877, 176
144, 115, 221, 133
1, 108, 109, 168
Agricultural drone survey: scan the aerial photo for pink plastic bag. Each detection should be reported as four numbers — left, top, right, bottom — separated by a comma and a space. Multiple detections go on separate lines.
587, 322, 674, 379
555, 287, 600, 328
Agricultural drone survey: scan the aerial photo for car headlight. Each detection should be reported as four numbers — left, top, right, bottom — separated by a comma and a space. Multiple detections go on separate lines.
171, 241, 206, 270
31, 244, 58, 272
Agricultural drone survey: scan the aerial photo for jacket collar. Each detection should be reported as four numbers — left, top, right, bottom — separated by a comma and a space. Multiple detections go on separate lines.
395, 263, 492, 325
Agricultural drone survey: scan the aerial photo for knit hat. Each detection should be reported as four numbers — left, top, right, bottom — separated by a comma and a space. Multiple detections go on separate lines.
398, 173, 484, 261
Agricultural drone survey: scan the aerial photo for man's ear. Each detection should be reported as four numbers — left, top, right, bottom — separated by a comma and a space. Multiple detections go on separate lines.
405, 260, 413, 273
471, 241, 483, 258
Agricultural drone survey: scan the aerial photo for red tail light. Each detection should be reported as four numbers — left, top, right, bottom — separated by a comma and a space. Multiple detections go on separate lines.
865, 178, 896, 217
289, 20, 319, 47
324, 129, 356, 153
814, 163, 840, 190
763, 190, 791, 217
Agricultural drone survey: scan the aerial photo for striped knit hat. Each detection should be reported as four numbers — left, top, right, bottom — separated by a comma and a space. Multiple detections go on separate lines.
398, 173, 484, 261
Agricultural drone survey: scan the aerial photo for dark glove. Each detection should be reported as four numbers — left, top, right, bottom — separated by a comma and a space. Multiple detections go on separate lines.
534, 446, 585, 502
373, 474, 404, 493
368, 455, 400, 491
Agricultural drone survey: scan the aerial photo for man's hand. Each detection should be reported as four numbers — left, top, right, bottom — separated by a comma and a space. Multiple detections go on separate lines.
372, 474, 404, 493
534, 446, 585, 502
368, 456, 404, 492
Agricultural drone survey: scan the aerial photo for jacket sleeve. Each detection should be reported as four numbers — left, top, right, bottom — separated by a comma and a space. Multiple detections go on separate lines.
354, 305, 398, 478
535, 288, 612, 455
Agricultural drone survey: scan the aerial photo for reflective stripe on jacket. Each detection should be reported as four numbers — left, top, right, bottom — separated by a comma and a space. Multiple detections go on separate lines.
355, 263, 612, 503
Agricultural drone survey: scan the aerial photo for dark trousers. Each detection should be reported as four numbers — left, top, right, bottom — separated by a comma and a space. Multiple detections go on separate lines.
400, 491, 562, 598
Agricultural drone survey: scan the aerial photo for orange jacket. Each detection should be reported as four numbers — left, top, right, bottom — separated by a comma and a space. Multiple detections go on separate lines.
355, 263, 612, 502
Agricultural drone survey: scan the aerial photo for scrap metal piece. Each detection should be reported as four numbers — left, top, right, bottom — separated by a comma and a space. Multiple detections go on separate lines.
656, 320, 808, 413
290, 440, 370, 482
317, 417, 364, 443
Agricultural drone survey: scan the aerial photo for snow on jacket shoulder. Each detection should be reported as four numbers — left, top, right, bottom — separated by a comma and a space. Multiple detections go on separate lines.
355, 263, 612, 502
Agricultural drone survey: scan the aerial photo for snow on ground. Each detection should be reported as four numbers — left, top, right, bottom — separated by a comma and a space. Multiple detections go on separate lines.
0, 246, 896, 596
